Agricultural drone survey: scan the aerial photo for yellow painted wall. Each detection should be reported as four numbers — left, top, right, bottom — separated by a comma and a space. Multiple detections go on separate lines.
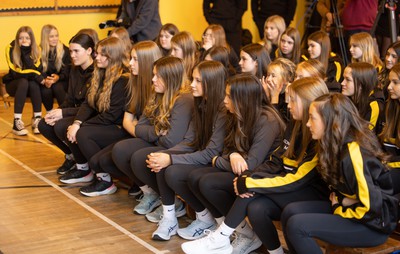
0, 0, 304, 70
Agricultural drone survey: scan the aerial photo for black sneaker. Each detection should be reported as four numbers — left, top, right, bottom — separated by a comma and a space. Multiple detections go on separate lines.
79, 177, 117, 197
57, 158, 76, 175
59, 168, 94, 184
13, 118, 28, 136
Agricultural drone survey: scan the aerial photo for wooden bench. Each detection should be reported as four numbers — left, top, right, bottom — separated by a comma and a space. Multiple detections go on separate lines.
0, 71, 11, 108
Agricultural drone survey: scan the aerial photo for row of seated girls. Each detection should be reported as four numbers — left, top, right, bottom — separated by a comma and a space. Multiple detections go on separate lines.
14, 12, 399, 254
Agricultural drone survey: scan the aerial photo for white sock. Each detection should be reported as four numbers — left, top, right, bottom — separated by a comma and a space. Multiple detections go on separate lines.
214, 222, 234, 240
196, 209, 215, 224
140, 185, 156, 195
235, 220, 254, 238
76, 163, 89, 171
33, 112, 41, 118
14, 114, 22, 119
65, 153, 74, 161
97, 173, 111, 182
162, 204, 176, 220
215, 216, 225, 226
268, 246, 284, 254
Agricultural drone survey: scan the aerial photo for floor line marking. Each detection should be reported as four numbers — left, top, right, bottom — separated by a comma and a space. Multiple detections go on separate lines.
0, 149, 169, 254
0, 117, 63, 154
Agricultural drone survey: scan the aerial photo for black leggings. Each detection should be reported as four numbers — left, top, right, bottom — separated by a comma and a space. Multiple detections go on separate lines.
198, 169, 237, 217
89, 142, 129, 180
281, 201, 389, 254
131, 146, 176, 204
38, 116, 74, 155
66, 124, 129, 164
165, 165, 218, 214
216, 185, 326, 250
112, 138, 156, 186
40, 81, 67, 111
5, 78, 42, 114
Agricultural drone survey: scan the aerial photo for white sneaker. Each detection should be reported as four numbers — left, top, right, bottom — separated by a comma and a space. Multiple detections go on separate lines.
231, 233, 262, 254
133, 193, 161, 215
146, 198, 186, 223
181, 230, 232, 254
32, 116, 41, 134
152, 216, 179, 241
177, 219, 217, 240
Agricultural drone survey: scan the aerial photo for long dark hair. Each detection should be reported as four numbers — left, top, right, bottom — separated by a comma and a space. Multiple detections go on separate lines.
223, 74, 285, 156
345, 62, 378, 118
379, 63, 400, 147
190, 61, 227, 149
313, 93, 387, 187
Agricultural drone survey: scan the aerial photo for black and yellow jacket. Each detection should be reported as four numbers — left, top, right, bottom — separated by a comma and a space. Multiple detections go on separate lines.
364, 90, 385, 133
330, 141, 398, 234
2, 40, 44, 85
301, 52, 343, 93
236, 120, 328, 196
382, 138, 400, 169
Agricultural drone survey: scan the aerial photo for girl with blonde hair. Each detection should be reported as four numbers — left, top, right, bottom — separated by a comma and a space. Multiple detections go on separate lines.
3, 26, 44, 135
261, 15, 286, 61
349, 32, 383, 71
40, 24, 71, 111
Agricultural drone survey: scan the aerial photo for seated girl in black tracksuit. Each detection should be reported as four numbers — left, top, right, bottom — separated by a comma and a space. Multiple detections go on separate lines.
38, 33, 95, 175
281, 93, 398, 254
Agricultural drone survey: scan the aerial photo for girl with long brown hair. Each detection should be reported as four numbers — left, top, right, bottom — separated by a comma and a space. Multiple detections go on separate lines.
78, 41, 162, 197
59, 37, 130, 186
112, 56, 193, 215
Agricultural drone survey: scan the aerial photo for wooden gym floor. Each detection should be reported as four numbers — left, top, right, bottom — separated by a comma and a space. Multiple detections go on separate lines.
0, 102, 193, 254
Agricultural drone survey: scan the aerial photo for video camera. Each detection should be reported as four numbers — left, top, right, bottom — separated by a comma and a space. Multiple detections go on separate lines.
99, 18, 131, 29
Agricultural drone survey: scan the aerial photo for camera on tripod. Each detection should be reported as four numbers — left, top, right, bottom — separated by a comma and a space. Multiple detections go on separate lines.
99, 18, 131, 29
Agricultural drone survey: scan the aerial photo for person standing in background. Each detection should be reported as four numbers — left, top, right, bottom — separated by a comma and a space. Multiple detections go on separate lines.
117, 0, 162, 42
203, 0, 248, 55
251, 0, 297, 39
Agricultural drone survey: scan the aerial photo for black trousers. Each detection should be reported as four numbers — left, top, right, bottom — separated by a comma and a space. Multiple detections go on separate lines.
40, 80, 67, 111
64, 124, 129, 164
112, 138, 156, 186
281, 200, 389, 254
165, 165, 223, 217
38, 116, 74, 155
5, 78, 42, 114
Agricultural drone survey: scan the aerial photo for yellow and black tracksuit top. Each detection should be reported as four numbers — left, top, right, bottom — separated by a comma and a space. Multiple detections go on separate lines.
236, 120, 328, 196
382, 138, 400, 169
330, 141, 398, 234
2, 40, 44, 85
364, 90, 385, 133
301, 52, 343, 93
